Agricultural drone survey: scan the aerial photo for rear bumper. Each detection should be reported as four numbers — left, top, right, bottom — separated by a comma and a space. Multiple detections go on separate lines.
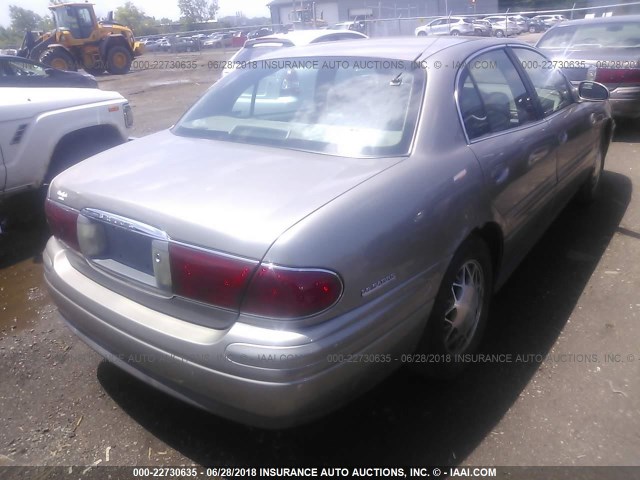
44, 237, 432, 428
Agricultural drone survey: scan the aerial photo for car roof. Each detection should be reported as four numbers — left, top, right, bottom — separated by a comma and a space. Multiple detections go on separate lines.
547, 14, 640, 27
255, 30, 367, 46
256, 36, 526, 62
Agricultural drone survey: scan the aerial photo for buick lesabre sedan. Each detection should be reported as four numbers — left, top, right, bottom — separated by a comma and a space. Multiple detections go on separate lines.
44, 37, 613, 427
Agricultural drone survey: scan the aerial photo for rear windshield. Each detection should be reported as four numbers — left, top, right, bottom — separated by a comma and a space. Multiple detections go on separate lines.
231, 44, 286, 63
538, 22, 640, 49
173, 57, 424, 158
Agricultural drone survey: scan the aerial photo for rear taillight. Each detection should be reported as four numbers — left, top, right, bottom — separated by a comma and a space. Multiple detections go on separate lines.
45, 199, 80, 251
169, 243, 255, 310
241, 264, 343, 318
595, 68, 640, 84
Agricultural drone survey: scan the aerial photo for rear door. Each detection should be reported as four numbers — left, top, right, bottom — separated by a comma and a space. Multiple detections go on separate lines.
457, 47, 557, 239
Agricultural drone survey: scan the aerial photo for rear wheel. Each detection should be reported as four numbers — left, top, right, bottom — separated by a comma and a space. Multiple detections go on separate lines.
494, 29, 504, 37
450, 30, 460, 36
415, 236, 493, 377
106, 46, 132, 75
529, 25, 536, 33
40, 48, 77, 71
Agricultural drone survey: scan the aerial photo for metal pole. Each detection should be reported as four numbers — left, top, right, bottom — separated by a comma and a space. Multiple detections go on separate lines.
571, 2, 576, 19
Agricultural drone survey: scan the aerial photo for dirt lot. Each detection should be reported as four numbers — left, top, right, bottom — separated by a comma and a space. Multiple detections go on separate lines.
1, 39, 640, 472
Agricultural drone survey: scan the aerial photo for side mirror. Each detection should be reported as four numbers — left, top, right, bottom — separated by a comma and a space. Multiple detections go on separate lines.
578, 81, 609, 101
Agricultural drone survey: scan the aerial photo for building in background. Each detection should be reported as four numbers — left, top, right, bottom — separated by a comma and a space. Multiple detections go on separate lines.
268, 0, 500, 27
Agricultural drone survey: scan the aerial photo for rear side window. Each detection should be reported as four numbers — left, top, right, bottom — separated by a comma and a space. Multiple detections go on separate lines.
512, 48, 574, 117
458, 49, 538, 140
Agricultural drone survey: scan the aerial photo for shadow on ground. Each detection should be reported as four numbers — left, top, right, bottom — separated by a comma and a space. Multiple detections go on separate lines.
97, 123, 635, 466
0, 191, 49, 269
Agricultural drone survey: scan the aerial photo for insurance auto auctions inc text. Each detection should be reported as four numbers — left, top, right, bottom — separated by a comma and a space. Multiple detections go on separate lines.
256, 467, 497, 477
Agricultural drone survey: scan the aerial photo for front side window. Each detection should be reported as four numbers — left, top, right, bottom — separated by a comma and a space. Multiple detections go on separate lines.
512, 48, 573, 117
458, 49, 538, 140
174, 57, 424, 158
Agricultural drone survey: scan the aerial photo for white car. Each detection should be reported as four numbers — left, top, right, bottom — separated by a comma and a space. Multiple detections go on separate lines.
0, 87, 132, 203
221, 30, 367, 77
532, 14, 567, 27
483, 16, 520, 37
415, 17, 475, 36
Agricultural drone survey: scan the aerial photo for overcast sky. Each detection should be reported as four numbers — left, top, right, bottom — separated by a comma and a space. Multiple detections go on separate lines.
0, 0, 271, 28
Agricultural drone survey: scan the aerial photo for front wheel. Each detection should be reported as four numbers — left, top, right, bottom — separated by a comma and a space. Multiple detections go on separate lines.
417, 31, 427, 37
40, 48, 77, 71
494, 29, 504, 37
415, 236, 493, 377
529, 25, 536, 33
106, 45, 133, 75
450, 30, 460, 36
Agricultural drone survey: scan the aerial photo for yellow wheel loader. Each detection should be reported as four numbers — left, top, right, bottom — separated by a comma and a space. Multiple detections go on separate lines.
17, 3, 144, 75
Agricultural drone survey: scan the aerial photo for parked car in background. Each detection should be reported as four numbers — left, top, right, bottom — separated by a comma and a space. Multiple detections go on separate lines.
329, 20, 366, 33
0, 55, 97, 88
484, 16, 521, 37
157, 38, 171, 51
44, 37, 612, 428
472, 19, 492, 37
231, 31, 248, 48
221, 29, 367, 77
483, 16, 519, 37
526, 16, 547, 33
537, 15, 640, 119
532, 14, 566, 28
141, 40, 160, 52
248, 27, 273, 39
170, 37, 200, 53
415, 16, 475, 36
509, 15, 530, 33
203, 32, 233, 49
0, 85, 131, 203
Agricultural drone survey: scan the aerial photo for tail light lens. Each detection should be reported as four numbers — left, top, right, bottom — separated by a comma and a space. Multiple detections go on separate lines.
45, 200, 343, 319
169, 245, 342, 318
595, 68, 640, 84
169, 243, 255, 311
242, 264, 343, 318
45, 199, 80, 251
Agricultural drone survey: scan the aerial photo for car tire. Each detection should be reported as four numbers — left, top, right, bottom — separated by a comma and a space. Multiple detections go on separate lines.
106, 45, 133, 75
414, 235, 493, 378
529, 25, 536, 33
417, 31, 427, 36
576, 136, 606, 204
495, 29, 504, 37
40, 48, 77, 72
450, 30, 460, 36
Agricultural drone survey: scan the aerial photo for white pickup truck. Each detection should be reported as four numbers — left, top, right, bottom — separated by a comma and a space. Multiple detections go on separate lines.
0, 87, 132, 203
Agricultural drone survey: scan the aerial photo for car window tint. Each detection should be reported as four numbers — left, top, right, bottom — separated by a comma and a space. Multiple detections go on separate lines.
465, 49, 538, 135
6, 60, 47, 77
512, 48, 574, 117
458, 70, 491, 140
